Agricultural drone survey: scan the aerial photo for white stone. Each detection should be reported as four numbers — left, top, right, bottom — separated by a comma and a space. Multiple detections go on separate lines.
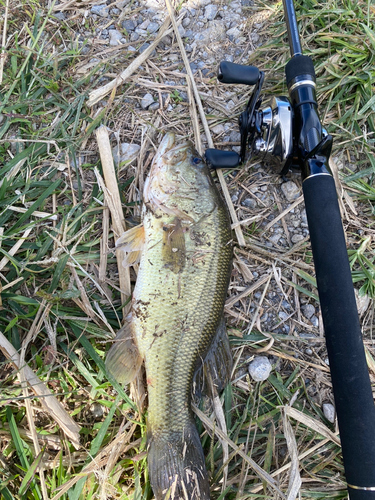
323, 403, 335, 423
301, 304, 315, 319
112, 143, 141, 168
211, 124, 225, 135
281, 180, 300, 201
141, 93, 154, 109
248, 356, 272, 382
108, 29, 123, 46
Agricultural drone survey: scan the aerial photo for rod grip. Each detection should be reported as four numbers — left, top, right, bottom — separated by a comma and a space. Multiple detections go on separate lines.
303, 174, 375, 499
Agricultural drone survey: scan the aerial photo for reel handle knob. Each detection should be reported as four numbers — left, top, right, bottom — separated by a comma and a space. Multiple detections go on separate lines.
218, 61, 259, 86
205, 149, 241, 169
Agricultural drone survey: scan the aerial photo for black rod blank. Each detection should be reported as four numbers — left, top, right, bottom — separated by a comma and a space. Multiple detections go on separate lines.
282, 0, 303, 57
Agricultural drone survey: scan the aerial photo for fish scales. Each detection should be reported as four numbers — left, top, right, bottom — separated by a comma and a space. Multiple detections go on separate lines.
106, 132, 232, 500
136, 204, 231, 433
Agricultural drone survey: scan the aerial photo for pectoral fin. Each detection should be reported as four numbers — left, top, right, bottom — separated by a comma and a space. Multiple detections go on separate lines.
162, 218, 186, 274
193, 316, 233, 399
105, 315, 143, 385
116, 224, 145, 267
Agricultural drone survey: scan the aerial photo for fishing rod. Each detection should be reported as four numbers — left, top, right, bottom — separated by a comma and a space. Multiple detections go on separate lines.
205, 0, 375, 497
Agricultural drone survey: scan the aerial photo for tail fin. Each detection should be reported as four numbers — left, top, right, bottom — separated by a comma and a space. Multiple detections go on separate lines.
148, 421, 210, 500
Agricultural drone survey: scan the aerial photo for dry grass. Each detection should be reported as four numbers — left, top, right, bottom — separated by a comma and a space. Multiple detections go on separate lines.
0, 0, 374, 499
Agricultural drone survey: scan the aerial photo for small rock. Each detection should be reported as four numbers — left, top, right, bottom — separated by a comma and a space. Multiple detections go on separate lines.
90, 402, 104, 419
229, 130, 241, 142
141, 93, 154, 109
113, 143, 141, 168
194, 20, 226, 47
110, 8, 120, 15
149, 101, 160, 111
139, 43, 154, 55
130, 32, 140, 42
147, 21, 159, 33
278, 311, 288, 321
291, 233, 304, 244
269, 233, 282, 244
135, 28, 147, 36
138, 19, 150, 30
204, 4, 218, 20
182, 17, 191, 28
53, 11, 66, 21
211, 124, 225, 135
122, 19, 136, 31
178, 25, 186, 37
301, 304, 315, 319
226, 26, 242, 40
161, 35, 172, 45
248, 356, 272, 382
305, 348, 313, 355
310, 315, 319, 328
251, 32, 260, 43
242, 198, 257, 209
323, 403, 335, 423
226, 99, 235, 111
355, 289, 371, 317
90, 4, 109, 17
231, 194, 238, 202
109, 29, 123, 46
281, 180, 300, 201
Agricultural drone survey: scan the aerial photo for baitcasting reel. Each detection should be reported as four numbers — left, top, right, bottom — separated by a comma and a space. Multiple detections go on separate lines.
205, 61, 332, 178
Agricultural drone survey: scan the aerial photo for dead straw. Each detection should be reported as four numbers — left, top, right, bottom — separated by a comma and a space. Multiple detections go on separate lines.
95, 125, 131, 317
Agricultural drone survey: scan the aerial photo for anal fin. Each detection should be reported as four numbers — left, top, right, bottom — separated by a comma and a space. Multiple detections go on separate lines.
105, 314, 143, 385
193, 316, 232, 399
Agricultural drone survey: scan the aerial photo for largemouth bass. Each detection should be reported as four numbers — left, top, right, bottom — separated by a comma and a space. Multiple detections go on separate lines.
106, 132, 233, 499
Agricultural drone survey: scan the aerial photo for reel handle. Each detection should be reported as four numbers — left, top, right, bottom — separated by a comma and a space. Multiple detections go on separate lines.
205, 149, 240, 169
218, 61, 259, 85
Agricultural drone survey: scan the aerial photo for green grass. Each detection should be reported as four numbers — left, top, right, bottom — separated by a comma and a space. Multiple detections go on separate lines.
0, 0, 374, 499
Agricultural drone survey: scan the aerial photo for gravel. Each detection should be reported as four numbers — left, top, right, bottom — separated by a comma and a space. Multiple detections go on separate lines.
204, 4, 218, 20
141, 93, 155, 109
90, 4, 109, 17
281, 180, 300, 201
301, 304, 315, 319
109, 29, 123, 46
122, 20, 136, 31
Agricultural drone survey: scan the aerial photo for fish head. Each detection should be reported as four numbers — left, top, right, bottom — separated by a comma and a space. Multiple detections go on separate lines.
144, 132, 217, 222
